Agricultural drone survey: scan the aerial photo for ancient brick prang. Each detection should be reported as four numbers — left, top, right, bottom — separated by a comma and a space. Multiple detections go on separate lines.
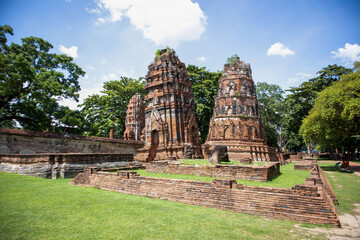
135, 49, 202, 162
123, 93, 145, 141
204, 56, 279, 162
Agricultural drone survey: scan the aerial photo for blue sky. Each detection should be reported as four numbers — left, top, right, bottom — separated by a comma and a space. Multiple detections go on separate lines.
1, 0, 360, 109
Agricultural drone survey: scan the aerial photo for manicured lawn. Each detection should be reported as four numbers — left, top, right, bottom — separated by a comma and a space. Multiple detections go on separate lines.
0, 172, 328, 240
318, 161, 360, 214
133, 163, 310, 189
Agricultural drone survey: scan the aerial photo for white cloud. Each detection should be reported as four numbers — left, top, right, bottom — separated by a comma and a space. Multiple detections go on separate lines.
296, 72, 312, 78
331, 43, 360, 64
287, 72, 312, 84
267, 42, 295, 58
91, 0, 207, 46
197, 56, 207, 62
59, 45, 78, 59
85, 7, 101, 15
103, 72, 118, 81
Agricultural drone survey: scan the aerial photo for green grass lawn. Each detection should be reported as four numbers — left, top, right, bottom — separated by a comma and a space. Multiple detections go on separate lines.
318, 161, 360, 214
0, 172, 327, 240
134, 163, 310, 189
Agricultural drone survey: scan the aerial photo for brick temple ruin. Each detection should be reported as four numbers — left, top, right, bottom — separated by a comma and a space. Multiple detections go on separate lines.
71, 162, 340, 226
123, 93, 145, 141
135, 49, 203, 162
203, 56, 279, 162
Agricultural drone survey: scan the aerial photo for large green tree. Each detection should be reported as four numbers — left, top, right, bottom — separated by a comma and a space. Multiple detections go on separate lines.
300, 62, 360, 155
80, 77, 146, 138
0, 25, 86, 132
187, 65, 222, 143
255, 82, 285, 148
282, 64, 351, 151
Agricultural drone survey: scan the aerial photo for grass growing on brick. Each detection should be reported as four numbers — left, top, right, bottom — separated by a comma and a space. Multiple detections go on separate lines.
0, 172, 327, 240
318, 162, 360, 214
133, 163, 310, 189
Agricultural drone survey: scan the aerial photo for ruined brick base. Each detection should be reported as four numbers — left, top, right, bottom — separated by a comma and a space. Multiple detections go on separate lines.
295, 160, 318, 171
70, 164, 340, 226
203, 141, 280, 162
135, 145, 203, 162
0, 153, 139, 179
146, 161, 280, 182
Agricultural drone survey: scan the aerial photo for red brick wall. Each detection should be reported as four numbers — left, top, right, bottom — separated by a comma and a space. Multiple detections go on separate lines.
0, 129, 143, 154
0, 153, 134, 164
146, 161, 280, 182
70, 168, 340, 226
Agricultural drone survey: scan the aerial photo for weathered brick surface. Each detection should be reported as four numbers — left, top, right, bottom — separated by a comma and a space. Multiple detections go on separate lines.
135, 49, 202, 162
146, 161, 280, 181
123, 93, 145, 141
0, 128, 143, 154
294, 160, 317, 170
0, 153, 137, 178
70, 166, 340, 226
203, 56, 280, 162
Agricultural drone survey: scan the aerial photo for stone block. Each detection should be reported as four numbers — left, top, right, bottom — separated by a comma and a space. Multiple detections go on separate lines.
209, 145, 229, 164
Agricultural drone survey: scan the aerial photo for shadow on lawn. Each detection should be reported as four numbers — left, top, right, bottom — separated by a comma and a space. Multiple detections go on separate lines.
320, 165, 356, 174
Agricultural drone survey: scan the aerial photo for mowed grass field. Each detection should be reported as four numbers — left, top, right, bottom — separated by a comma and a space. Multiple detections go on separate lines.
1, 161, 359, 240
135, 163, 310, 188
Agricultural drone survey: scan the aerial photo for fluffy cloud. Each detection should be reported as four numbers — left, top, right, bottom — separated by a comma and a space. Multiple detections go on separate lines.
91, 0, 207, 46
267, 42, 295, 58
59, 45, 78, 59
331, 43, 360, 64
287, 72, 312, 84
197, 56, 207, 62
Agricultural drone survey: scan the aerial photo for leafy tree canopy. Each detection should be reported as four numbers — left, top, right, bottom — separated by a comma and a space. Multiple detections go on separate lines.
300, 62, 360, 153
0, 25, 86, 132
80, 77, 146, 138
282, 64, 351, 151
255, 82, 285, 148
187, 65, 222, 143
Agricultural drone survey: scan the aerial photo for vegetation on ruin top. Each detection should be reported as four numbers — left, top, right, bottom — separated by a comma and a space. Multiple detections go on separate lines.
0, 172, 331, 239
154, 46, 175, 60
224, 54, 240, 67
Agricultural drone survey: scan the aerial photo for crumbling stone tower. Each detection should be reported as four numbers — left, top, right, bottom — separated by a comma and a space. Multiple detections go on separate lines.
204, 56, 279, 162
123, 93, 145, 141
135, 49, 203, 162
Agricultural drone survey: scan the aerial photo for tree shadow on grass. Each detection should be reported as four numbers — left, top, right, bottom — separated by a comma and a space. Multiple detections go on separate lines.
320, 165, 355, 174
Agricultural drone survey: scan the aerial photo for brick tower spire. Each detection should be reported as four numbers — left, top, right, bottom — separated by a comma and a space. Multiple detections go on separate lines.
135, 48, 202, 162
204, 55, 279, 162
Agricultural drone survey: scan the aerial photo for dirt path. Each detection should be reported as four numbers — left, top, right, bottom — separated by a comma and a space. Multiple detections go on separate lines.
295, 203, 360, 239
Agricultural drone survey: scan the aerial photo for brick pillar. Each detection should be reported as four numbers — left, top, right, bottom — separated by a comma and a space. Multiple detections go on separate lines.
109, 128, 114, 139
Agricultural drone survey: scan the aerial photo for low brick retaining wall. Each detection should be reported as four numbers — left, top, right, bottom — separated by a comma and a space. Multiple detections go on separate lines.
146, 161, 280, 181
0, 153, 138, 178
294, 160, 317, 170
70, 165, 340, 226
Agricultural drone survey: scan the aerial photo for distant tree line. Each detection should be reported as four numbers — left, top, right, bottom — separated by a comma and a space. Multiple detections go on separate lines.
1, 25, 359, 156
